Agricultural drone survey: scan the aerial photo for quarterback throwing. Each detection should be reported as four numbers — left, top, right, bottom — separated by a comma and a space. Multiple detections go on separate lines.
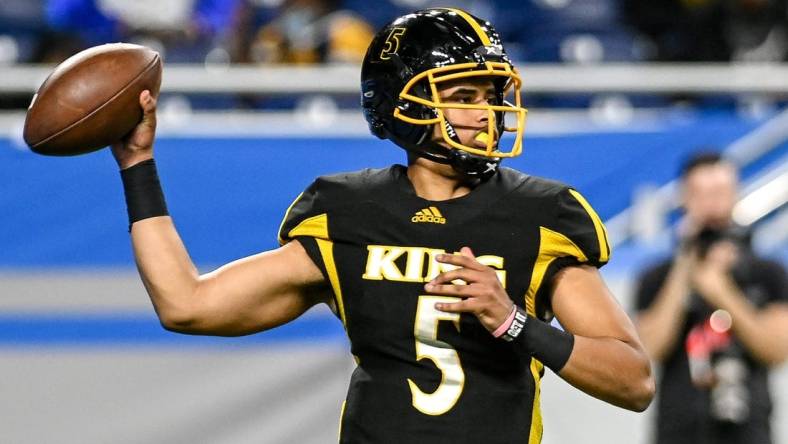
112, 8, 654, 444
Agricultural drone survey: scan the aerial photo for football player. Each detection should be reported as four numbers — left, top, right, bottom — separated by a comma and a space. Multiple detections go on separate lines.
113, 8, 655, 443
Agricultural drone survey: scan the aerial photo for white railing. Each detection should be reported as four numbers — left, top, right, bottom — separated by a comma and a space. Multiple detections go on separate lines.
3, 63, 788, 94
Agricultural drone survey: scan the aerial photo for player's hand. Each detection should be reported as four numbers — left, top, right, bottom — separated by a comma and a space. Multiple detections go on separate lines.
111, 90, 157, 169
427, 246, 514, 333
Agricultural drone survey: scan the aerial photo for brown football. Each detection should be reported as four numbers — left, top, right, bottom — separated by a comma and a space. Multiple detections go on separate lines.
23, 43, 162, 156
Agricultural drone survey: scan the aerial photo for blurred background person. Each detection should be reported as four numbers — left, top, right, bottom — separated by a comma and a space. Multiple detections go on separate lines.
634, 151, 788, 444
245, 0, 373, 64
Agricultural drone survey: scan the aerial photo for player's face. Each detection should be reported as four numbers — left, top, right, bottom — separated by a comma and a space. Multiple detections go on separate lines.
432, 78, 498, 150
682, 163, 739, 229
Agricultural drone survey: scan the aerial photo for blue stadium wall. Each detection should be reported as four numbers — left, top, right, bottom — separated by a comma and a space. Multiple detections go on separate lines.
1, 111, 766, 268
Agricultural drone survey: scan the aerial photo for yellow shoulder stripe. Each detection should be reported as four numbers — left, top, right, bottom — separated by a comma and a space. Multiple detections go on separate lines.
316, 238, 347, 328
524, 226, 587, 315
284, 212, 347, 328
568, 189, 610, 263
288, 213, 329, 240
442, 8, 492, 46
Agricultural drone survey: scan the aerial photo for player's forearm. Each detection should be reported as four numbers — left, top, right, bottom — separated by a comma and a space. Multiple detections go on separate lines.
117, 155, 208, 331
130, 216, 203, 329
559, 335, 655, 412
636, 265, 691, 362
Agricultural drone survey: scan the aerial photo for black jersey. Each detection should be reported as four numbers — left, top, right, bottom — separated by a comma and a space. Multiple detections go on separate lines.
278, 165, 610, 444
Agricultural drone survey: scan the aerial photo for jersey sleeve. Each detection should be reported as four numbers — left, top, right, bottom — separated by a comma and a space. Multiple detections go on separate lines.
277, 180, 329, 275
545, 187, 612, 268
528, 187, 613, 319
277, 175, 356, 325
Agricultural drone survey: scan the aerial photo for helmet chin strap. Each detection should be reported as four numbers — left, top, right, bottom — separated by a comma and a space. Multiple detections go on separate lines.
391, 119, 501, 181
440, 120, 501, 181
448, 150, 500, 181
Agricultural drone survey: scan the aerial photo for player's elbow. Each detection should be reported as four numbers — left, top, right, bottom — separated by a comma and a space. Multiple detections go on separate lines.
621, 360, 656, 412
150, 279, 220, 334
157, 306, 202, 333
154, 291, 250, 336
629, 373, 656, 412
154, 293, 210, 334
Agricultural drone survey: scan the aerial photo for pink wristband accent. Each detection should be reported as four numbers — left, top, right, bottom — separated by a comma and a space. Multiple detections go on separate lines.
493, 305, 518, 338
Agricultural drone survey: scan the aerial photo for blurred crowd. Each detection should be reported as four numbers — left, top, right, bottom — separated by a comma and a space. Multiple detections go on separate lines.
1, 0, 788, 67
1, 0, 787, 113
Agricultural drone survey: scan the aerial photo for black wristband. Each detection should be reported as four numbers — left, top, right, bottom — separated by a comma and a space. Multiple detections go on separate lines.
120, 158, 168, 230
506, 306, 575, 373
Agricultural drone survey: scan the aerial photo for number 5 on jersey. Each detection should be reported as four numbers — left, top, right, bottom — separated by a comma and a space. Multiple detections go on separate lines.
408, 295, 465, 415
380, 28, 406, 60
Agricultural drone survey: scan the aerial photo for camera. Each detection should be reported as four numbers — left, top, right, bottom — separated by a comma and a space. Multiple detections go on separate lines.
692, 225, 750, 259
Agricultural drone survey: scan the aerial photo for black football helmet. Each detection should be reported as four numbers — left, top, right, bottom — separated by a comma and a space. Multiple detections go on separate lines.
361, 8, 527, 180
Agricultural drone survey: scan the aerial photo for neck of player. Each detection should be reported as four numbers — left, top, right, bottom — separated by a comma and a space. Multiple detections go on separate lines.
407, 156, 479, 201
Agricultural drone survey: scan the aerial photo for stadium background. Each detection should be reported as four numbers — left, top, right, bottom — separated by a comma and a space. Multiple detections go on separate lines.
1, 1, 786, 443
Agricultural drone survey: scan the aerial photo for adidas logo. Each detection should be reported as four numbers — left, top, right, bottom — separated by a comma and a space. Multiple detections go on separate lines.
411, 206, 446, 224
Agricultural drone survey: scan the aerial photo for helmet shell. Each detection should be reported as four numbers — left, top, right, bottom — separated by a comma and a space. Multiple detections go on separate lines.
361, 8, 515, 175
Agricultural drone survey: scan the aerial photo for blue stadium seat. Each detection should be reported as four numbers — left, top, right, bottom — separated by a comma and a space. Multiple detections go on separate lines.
0, 0, 47, 62
341, 0, 407, 28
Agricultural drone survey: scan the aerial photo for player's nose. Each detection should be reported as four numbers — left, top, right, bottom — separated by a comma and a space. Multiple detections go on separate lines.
476, 106, 490, 123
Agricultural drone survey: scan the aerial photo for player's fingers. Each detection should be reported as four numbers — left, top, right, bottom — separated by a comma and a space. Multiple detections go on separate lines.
141, 90, 157, 113
436, 252, 486, 271
434, 298, 478, 313
138, 90, 157, 130
430, 268, 485, 285
424, 282, 476, 298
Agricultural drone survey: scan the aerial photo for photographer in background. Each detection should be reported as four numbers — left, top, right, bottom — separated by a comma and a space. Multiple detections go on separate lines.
634, 152, 788, 444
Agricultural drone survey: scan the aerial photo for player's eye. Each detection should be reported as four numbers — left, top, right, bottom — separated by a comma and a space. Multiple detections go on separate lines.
443, 89, 495, 105
448, 94, 473, 104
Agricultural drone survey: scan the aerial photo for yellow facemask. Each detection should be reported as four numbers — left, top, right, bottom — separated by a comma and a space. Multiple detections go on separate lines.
393, 61, 528, 159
